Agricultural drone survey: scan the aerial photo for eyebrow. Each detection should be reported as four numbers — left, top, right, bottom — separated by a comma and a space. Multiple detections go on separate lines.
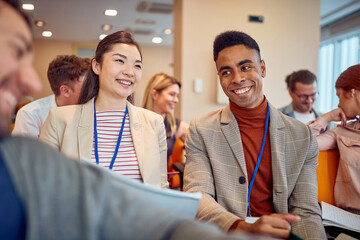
16, 33, 33, 52
237, 59, 253, 66
218, 59, 253, 73
113, 53, 142, 64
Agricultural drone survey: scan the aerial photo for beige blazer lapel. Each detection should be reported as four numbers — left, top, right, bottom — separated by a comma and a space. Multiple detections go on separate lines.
127, 102, 146, 180
77, 98, 95, 162
268, 104, 288, 213
220, 105, 248, 179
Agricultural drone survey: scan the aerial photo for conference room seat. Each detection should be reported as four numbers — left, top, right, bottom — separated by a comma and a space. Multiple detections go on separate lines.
168, 139, 185, 190
317, 150, 340, 205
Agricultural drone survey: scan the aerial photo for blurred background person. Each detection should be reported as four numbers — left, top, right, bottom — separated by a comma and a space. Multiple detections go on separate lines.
12, 55, 90, 138
308, 64, 360, 215
142, 72, 188, 162
40, 31, 168, 188
279, 69, 333, 131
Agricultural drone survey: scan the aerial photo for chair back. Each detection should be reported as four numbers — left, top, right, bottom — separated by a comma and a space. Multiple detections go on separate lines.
168, 139, 185, 189
317, 150, 340, 205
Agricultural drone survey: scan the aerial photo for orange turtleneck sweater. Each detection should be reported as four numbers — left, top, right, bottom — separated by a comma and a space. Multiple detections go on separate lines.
229, 97, 274, 217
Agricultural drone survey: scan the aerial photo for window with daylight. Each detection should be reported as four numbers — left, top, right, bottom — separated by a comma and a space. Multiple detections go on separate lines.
317, 32, 360, 113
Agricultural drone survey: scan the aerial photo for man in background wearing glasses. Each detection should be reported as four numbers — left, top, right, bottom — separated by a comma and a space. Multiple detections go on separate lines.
279, 69, 333, 131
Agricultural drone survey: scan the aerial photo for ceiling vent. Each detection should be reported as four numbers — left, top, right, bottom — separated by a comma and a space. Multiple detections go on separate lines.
136, 19, 157, 25
125, 28, 154, 35
136, 1, 173, 14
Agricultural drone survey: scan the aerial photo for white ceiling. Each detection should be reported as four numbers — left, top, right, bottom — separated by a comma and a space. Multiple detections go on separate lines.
23, 0, 174, 45
21, 0, 360, 46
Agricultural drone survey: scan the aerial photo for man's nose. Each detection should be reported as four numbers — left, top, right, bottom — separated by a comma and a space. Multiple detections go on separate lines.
232, 70, 245, 84
305, 96, 314, 104
19, 65, 42, 95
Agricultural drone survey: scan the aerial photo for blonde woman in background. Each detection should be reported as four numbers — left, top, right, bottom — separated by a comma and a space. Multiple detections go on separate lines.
142, 73, 188, 161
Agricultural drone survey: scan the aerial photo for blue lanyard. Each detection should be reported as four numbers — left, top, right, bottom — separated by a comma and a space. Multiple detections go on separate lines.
94, 101, 128, 170
247, 102, 270, 217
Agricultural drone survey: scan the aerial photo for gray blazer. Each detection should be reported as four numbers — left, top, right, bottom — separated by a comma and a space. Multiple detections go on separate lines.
40, 98, 168, 188
0, 137, 257, 240
184, 103, 326, 239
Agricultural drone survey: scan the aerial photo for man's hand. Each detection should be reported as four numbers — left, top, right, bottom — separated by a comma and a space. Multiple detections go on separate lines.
236, 213, 301, 239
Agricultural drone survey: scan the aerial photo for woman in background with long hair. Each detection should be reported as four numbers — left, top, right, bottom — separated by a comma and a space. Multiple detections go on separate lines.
142, 73, 188, 161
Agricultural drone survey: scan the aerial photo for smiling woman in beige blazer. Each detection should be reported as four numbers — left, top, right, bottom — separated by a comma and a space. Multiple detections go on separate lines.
40, 31, 168, 188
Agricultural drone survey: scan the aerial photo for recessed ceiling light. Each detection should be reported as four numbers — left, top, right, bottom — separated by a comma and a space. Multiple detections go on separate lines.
99, 34, 108, 40
35, 20, 45, 27
104, 9, 117, 16
42, 31, 52, 37
152, 37, 163, 44
102, 24, 112, 31
22, 3, 34, 10
164, 28, 172, 35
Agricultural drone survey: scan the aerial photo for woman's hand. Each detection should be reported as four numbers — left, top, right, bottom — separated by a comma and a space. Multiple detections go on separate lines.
322, 108, 347, 126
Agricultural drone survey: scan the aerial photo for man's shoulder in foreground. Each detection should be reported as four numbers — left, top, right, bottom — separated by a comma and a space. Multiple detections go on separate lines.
278, 103, 294, 117
189, 106, 230, 127
271, 103, 318, 154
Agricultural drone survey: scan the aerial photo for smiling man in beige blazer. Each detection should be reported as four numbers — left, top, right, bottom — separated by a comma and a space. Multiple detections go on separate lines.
184, 31, 326, 239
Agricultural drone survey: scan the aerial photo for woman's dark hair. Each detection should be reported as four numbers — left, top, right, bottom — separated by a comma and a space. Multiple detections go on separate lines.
78, 31, 142, 104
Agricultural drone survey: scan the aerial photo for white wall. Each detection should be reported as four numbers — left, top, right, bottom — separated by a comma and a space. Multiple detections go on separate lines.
134, 44, 173, 106
33, 40, 74, 100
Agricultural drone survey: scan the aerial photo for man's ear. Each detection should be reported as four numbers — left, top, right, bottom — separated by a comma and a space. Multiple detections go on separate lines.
288, 88, 294, 98
92, 58, 100, 75
59, 85, 71, 97
260, 60, 266, 78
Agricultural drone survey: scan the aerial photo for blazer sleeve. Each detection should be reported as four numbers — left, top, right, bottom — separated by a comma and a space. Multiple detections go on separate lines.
157, 118, 169, 188
288, 126, 326, 239
39, 109, 60, 150
184, 118, 240, 230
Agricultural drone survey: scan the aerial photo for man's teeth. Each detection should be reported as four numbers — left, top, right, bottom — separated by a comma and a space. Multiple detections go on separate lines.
119, 80, 132, 86
234, 86, 251, 94
3, 91, 17, 108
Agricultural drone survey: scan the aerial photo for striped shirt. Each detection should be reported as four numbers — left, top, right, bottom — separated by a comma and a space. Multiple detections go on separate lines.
91, 110, 143, 182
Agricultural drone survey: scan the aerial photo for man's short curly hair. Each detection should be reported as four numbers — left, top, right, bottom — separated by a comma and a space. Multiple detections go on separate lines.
213, 31, 261, 62
47, 55, 91, 96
